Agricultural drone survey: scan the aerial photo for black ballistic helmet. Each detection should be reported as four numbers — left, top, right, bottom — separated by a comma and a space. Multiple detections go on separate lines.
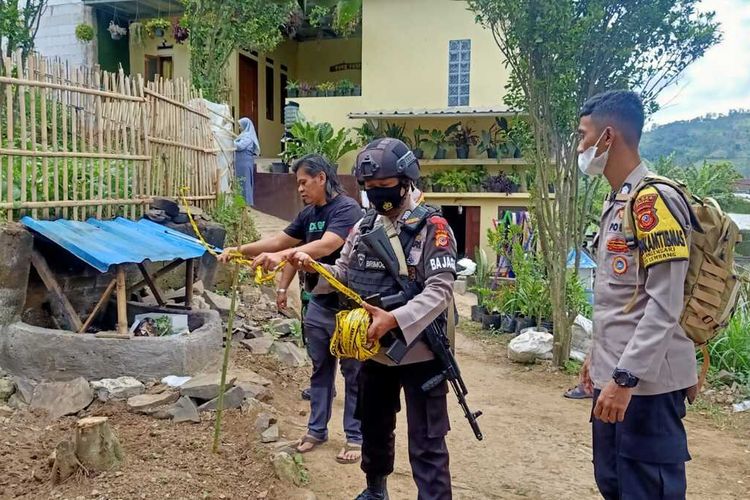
354, 138, 420, 184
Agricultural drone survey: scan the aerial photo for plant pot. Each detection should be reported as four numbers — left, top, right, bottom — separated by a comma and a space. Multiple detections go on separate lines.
413, 148, 424, 159
470, 305, 486, 323
434, 148, 447, 160
456, 145, 469, 159
154, 27, 165, 38
514, 316, 536, 334
288, 89, 298, 98
487, 148, 498, 159
482, 312, 502, 330
271, 162, 289, 174
354, 86, 362, 96
500, 314, 517, 333
432, 184, 443, 193
444, 185, 457, 193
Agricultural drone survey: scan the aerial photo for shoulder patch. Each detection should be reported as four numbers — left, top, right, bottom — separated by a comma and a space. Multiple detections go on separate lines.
428, 215, 449, 228
634, 186, 688, 268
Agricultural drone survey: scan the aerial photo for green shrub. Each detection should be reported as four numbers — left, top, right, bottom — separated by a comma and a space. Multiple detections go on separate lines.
210, 186, 260, 247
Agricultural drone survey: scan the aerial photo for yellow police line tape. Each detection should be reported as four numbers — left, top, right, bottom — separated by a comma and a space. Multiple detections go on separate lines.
179, 189, 380, 361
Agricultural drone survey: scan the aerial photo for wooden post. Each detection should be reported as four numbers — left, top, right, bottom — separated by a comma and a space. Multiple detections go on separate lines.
79, 278, 117, 333
185, 258, 195, 308
137, 263, 165, 305
30, 250, 83, 332
116, 266, 128, 336
127, 259, 183, 295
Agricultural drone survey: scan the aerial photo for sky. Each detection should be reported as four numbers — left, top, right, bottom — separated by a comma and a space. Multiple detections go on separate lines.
651, 0, 750, 126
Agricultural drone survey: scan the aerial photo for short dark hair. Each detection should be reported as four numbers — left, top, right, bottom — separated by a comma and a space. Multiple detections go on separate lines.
292, 154, 344, 201
580, 90, 645, 146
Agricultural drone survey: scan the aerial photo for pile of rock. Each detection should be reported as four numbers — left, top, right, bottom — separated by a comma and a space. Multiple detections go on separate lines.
126, 368, 274, 424
145, 198, 211, 226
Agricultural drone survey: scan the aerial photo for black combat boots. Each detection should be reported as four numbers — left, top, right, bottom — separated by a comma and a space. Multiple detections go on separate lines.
354, 476, 389, 500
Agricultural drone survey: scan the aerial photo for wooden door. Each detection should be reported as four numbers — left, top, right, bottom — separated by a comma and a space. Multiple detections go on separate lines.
239, 55, 259, 125
465, 206, 481, 259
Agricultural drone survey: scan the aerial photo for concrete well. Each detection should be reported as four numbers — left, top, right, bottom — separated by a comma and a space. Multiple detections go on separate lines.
0, 309, 223, 382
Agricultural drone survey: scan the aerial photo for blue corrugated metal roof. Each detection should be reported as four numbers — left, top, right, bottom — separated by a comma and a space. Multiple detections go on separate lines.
567, 249, 597, 269
20, 217, 219, 272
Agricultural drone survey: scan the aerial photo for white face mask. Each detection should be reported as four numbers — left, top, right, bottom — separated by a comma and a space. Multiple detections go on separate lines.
578, 129, 610, 176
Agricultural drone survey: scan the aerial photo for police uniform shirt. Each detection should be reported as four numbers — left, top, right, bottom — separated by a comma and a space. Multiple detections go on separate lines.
313, 193, 457, 365
590, 163, 698, 396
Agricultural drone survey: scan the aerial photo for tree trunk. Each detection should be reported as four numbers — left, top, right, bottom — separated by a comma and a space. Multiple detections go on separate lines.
551, 283, 571, 365
50, 440, 81, 484
74, 417, 123, 472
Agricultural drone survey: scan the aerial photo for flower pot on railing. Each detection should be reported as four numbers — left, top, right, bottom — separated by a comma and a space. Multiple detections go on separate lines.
487, 148, 498, 159
271, 162, 289, 174
434, 148, 447, 160
413, 147, 424, 159
456, 145, 470, 159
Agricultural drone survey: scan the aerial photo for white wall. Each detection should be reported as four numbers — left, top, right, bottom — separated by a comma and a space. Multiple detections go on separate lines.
33, 0, 96, 66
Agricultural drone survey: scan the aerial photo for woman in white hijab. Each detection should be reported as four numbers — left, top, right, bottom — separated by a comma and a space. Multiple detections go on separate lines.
234, 117, 261, 205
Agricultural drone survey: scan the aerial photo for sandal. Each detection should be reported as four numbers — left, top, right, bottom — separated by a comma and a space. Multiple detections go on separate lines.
563, 384, 592, 400
296, 434, 326, 454
336, 442, 362, 464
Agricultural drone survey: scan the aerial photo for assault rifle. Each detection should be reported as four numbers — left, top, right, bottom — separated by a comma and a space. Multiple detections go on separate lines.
359, 226, 484, 440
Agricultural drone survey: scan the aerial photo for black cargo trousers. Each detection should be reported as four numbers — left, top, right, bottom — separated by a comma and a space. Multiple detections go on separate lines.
356, 358, 452, 500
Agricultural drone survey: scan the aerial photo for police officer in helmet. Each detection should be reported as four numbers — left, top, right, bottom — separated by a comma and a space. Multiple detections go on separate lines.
294, 138, 457, 500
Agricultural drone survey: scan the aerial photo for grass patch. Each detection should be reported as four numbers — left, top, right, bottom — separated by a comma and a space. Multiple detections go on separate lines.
563, 359, 582, 376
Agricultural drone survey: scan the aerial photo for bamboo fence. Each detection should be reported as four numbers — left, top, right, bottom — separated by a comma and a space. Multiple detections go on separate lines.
0, 52, 221, 221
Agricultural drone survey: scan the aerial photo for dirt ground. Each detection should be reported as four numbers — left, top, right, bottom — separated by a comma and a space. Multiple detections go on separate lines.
2, 311, 749, 500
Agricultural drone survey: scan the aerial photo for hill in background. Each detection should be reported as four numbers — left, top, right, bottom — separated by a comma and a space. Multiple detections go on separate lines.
641, 110, 750, 178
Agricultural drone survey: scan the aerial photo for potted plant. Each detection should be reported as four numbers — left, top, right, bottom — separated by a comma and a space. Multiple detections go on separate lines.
383, 122, 407, 143
469, 247, 491, 322
425, 128, 450, 159
173, 19, 189, 43
411, 126, 428, 159
477, 129, 498, 158
449, 124, 478, 159
75, 23, 95, 43
483, 172, 519, 194
481, 291, 504, 330
145, 18, 170, 38
298, 82, 311, 97
435, 170, 467, 192
416, 174, 433, 193
318, 81, 335, 97
107, 21, 127, 40
129, 22, 144, 46
286, 80, 300, 98
336, 79, 355, 96
466, 166, 487, 192
353, 83, 362, 96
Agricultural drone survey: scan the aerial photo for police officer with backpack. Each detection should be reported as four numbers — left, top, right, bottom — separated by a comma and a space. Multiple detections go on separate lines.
293, 138, 458, 500
576, 90, 701, 499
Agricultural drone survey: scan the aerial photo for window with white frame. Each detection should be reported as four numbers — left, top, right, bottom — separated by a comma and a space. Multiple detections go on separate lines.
448, 39, 471, 106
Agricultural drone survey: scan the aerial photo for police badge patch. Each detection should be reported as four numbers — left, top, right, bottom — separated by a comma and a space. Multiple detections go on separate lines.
612, 256, 628, 275
635, 193, 659, 232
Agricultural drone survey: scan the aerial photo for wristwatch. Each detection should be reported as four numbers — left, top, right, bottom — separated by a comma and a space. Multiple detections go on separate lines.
612, 368, 639, 388
276, 288, 287, 294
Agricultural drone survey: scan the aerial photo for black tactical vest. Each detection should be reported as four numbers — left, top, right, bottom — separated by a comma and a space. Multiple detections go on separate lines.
347, 205, 437, 304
